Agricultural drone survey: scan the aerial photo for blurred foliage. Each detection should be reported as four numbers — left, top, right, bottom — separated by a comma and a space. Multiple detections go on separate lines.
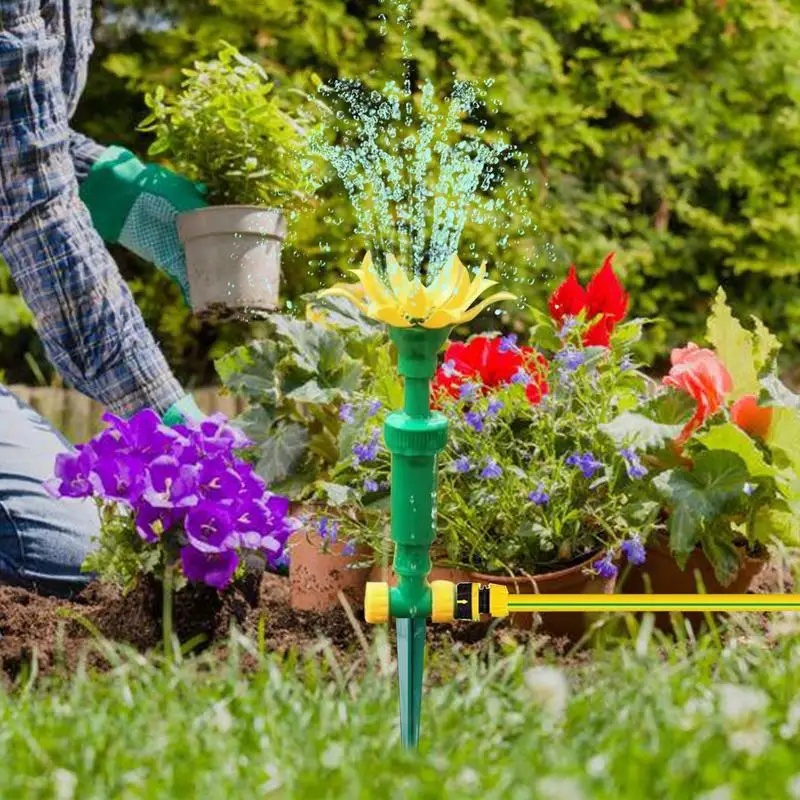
2, 0, 800, 385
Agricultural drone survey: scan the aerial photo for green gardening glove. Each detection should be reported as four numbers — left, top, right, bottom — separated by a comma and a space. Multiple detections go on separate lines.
80, 146, 207, 303
162, 394, 205, 428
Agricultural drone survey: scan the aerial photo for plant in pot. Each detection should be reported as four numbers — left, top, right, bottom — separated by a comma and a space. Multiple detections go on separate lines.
323, 254, 663, 640
45, 409, 297, 649
604, 288, 800, 616
215, 296, 398, 611
140, 44, 315, 319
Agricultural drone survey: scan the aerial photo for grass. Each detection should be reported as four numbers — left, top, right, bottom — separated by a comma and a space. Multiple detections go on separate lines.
2, 613, 800, 799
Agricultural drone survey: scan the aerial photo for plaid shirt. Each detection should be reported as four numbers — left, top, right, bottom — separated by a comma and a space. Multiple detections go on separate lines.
0, 0, 183, 416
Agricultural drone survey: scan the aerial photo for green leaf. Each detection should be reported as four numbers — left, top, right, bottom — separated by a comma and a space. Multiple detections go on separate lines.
652, 450, 748, 566
318, 482, 357, 507
287, 379, 340, 405
599, 412, 684, 451
528, 307, 561, 353
303, 293, 384, 337
215, 341, 278, 403
752, 501, 800, 547
766, 407, 800, 474
760, 373, 800, 410
751, 316, 781, 372
610, 318, 646, 349
695, 422, 775, 479
640, 390, 696, 427
234, 405, 275, 441
255, 423, 309, 486
700, 533, 742, 587
706, 287, 759, 400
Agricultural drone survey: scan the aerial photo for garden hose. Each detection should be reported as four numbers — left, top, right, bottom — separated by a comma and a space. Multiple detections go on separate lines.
365, 582, 800, 625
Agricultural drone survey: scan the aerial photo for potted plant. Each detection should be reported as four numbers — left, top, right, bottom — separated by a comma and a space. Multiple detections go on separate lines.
140, 44, 314, 319
44, 409, 297, 643
323, 254, 662, 640
605, 288, 800, 619
215, 296, 394, 611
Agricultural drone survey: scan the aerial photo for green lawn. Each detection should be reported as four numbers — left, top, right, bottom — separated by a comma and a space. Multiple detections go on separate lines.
2, 614, 800, 799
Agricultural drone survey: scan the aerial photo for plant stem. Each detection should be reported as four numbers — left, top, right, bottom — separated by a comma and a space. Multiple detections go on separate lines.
163, 563, 175, 663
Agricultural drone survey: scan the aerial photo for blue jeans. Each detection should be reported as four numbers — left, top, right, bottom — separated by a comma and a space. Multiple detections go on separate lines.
0, 385, 97, 596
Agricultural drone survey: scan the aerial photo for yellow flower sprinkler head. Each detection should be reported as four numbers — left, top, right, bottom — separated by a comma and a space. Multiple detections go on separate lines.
320, 252, 515, 329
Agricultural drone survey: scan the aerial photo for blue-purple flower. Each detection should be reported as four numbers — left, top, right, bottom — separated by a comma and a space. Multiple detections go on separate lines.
352, 429, 381, 465
481, 459, 503, 480
317, 517, 339, 545
498, 334, 519, 354
594, 554, 618, 579
621, 535, 646, 566
184, 501, 234, 553
464, 410, 485, 432
181, 547, 239, 590
511, 368, 531, 386
620, 447, 648, 480
43, 449, 95, 499
459, 382, 479, 402
441, 359, 459, 378
555, 348, 586, 373
453, 456, 472, 474
339, 403, 355, 424
566, 452, 604, 480
367, 399, 383, 417
528, 483, 550, 506
486, 398, 504, 417
363, 478, 380, 493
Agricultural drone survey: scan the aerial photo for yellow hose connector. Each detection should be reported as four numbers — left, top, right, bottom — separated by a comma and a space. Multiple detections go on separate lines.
430, 580, 455, 622
364, 582, 390, 624
488, 584, 509, 618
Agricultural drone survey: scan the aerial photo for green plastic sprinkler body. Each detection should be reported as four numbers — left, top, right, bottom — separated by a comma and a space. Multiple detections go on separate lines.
364, 326, 450, 749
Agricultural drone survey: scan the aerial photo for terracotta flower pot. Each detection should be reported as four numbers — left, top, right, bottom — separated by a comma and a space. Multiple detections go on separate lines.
368, 563, 473, 585
620, 535, 767, 632
470, 553, 615, 642
288, 524, 371, 613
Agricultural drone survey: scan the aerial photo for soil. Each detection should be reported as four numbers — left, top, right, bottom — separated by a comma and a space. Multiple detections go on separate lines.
0, 573, 546, 687
0, 562, 790, 688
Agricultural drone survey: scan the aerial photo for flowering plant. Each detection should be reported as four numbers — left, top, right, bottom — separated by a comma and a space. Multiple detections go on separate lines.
46, 410, 297, 591
325, 254, 659, 578
604, 288, 800, 584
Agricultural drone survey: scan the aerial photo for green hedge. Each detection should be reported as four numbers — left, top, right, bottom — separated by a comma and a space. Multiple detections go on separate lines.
2, 0, 799, 385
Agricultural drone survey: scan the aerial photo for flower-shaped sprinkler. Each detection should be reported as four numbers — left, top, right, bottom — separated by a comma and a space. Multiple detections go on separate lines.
322, 251, 514, 748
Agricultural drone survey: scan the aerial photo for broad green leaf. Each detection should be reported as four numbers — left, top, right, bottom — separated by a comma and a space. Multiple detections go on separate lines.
318, 482, 358, 507
760, 373, 800, 410
215, 341, 278, 403
652, 450, 748, 566
599, 412, 683, 451
528, 307, 561, 353
766, 407, 800, 474
610, 318, 646, 348
255, 423, 309, 486
640, 390, 696, 427
752, 500, 800, 547
706, 287, 758, 400
695, 422, 775, 479
233, 405, 275, 441
751, 315, 781, 372
287, 379, 339, 405
700, 532, 742, 587
303, 293, 384, 336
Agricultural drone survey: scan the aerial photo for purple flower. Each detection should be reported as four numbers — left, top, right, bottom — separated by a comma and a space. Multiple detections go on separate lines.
486, 398, 504, 417
459, 382, 479, 402
342, 540, 357, 557
184, 502, 234, 553
620, 447, 648, 480
352, 429, 381, 465
464, 410, 485, 432
743, 482, 756, 497
317, 517, 339, 545
620, 355, 635, 372
498, 334, 519, 354
481, 459, 503, 480
135, 503, 176, 543
441, 359, 459, 378
555, 348, 586, 373
363, 478, 380, 493
528, 483, 550, 506
511, 368, 531, 386
558, 317, 579, 339
197, 413, 252, 451
453, 456, 472, 474
143, 456, 199, 509
181, 546, 239, 590
232, 461, 267, 498
44, 449, 95, 499
621, 535, 647, 566
197, 460, 244, 502
339, 403, 355, 424
367, 400, 383, 417
89, 456, 146, 505
566, 452, 604, 480
594, 554, 618, 580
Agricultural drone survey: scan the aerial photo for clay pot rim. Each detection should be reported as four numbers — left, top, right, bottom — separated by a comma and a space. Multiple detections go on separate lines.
469, 549, 603, 586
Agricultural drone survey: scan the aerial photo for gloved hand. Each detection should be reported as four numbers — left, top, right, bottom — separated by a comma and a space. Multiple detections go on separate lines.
79, 146, 207, 304
162, 394, 205, 428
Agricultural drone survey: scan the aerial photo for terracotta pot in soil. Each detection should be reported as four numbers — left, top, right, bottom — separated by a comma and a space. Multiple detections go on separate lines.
368, 564, 472, 585
469, 553, 615, 642
620, 536, 767, 632
288, 530, 372, 613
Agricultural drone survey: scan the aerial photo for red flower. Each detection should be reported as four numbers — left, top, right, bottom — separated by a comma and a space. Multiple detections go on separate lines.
432, 335, 550, 406
548, 253, 629, 346
663, 343, 733, 444
548, 265, 587, 323
731, 394, 773, 441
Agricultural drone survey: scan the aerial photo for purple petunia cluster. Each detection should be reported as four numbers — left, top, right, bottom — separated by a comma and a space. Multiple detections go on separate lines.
45, 409, 297, 590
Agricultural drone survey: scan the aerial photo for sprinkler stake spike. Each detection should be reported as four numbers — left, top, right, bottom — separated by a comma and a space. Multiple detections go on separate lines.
396, 616, 426, 749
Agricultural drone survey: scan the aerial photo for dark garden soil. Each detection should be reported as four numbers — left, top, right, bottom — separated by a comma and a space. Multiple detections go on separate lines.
0, 564, 789, 688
